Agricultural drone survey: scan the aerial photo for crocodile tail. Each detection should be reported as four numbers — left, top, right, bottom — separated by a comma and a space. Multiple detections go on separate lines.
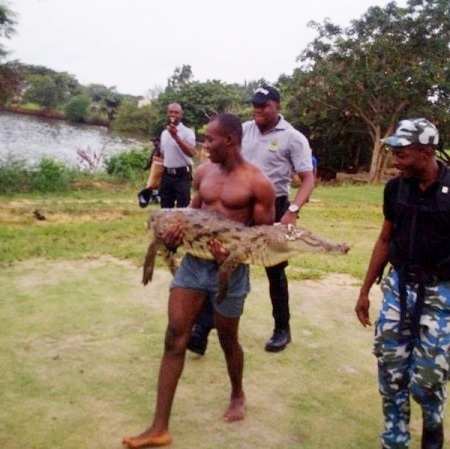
142, 240, 158, 285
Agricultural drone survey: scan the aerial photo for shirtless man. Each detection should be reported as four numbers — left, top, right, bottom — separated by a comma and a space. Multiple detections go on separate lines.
122, 113, 276, 448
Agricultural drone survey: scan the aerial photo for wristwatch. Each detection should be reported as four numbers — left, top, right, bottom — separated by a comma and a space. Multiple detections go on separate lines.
288, 204, 300, 216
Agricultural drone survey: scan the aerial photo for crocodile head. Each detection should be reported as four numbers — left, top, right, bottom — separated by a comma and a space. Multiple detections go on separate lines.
284, 224, 350, 254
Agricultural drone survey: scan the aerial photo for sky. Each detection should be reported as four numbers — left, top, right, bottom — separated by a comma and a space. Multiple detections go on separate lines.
6, 0, 407, 97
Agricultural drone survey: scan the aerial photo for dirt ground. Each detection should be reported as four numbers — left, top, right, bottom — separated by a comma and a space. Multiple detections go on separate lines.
2, 257, 401, 449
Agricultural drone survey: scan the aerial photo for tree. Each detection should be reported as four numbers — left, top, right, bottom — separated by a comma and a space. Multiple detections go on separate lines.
112, 100, 158, 136
167, 65, 193, 89
290, 0, 450, 182
64, 94, 90, 123
0, 2, 23, 104
21, 67, 81, 110
23, 74, 61, 110
156, 78, 244, 134
85, 83, 125, 122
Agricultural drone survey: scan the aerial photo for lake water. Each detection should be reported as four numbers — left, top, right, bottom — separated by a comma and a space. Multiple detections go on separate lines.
0, 111, 146, 169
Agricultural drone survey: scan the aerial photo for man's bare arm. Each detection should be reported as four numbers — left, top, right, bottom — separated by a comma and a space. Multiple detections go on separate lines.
291, 171, 315, 208
252, 171, 276, 226
355, 220, 393, 327
189, 164, 207, 209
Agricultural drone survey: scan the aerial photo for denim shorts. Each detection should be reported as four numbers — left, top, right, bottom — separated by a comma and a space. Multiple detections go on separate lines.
170, 254, 250, 318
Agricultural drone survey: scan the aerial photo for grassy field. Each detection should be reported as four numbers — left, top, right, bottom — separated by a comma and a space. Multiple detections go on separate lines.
0, 183, 440, 449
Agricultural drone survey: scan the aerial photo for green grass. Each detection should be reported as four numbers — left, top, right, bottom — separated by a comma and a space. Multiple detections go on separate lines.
0, 183, 384, 276
0, 183, 435, 449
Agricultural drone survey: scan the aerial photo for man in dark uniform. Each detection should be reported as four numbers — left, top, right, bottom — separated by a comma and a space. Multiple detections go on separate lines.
355, 118, 450, 449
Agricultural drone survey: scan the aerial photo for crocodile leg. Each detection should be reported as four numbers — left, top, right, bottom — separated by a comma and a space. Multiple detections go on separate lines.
162, 247, 178, 276
143, 240, 178, 285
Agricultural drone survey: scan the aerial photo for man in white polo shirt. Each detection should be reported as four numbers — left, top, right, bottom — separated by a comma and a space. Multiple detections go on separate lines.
188, 84, 315, 354
159, 102, 196, 208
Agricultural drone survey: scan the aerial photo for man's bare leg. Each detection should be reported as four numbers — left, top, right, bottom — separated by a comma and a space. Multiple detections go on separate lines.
215, 313, 246, 422
123, 288, 205, 448
121, 343, 180, 449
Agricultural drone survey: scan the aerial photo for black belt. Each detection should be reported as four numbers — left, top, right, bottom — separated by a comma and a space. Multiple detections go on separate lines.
164, 166, 190, 176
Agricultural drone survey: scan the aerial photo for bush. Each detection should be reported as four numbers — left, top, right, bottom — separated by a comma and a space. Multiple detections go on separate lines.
31, 158, 73, 192
0, 154, 144, 194
64, 95, 90, 123
105, 147, 150, 183
0, 158, 31, 193
112, 101, 157, 136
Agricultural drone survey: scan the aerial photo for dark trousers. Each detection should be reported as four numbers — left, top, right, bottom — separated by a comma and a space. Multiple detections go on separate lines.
194, 196, 291, 333
266, 196, 290, 330
160, 171, 191, 208
265, 261, 290, 330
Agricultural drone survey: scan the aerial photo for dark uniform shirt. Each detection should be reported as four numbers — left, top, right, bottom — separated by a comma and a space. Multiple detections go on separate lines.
383, 161, 450, 272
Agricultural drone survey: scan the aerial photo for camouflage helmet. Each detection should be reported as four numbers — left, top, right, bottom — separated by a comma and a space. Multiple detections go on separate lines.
381, 118, 439, 147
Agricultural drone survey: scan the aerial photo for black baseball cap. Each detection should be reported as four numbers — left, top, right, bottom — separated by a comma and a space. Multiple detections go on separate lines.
251, 84, 280, 105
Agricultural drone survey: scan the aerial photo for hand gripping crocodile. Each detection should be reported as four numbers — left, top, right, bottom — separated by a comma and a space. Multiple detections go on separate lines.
142, 208, 350, 302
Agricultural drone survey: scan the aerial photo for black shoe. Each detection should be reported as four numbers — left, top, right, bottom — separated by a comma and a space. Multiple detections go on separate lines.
422, 423, 443, 449
187, 325, 210, 356
265, 329, 291, 352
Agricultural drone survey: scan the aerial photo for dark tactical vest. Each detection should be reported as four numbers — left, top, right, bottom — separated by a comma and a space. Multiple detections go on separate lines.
389, 165, 450, 277
388, 164, 450, 334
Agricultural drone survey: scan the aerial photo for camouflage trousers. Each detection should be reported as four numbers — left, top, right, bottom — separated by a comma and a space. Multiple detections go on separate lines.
373, 269, 450, 449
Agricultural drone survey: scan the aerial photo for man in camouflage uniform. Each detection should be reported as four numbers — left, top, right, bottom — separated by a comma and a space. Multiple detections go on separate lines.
355, 118, 450, 449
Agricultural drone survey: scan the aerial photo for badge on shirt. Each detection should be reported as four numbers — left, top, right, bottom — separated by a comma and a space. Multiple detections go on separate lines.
442, 186, 449, 194
269, 140, 279, 151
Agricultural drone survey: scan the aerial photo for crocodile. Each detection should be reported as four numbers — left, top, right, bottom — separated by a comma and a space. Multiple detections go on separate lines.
142, 208, 350, 302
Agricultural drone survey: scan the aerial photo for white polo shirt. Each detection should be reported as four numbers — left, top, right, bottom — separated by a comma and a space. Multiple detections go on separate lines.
160, 122, 196, 168
242, 116, 312, 197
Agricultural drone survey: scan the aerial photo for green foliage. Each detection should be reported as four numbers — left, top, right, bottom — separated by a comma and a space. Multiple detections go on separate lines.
112, 101, 157, 136
22, 69, 81, 111
0, 157, 30, 193
0, 157, 75, 193
0, 61, 24, 104
31, 158, 73, 192
105, 147, 149, 183
0, 154, 147, 194
0, 3, 23, 104
156, 78, 245, 133
64, 94, 90, 123
23, 74, 61, 110
84, 83, 125, 121
166, 64, 194, 88
280, 0, 450, 180
0, 1, 16, 58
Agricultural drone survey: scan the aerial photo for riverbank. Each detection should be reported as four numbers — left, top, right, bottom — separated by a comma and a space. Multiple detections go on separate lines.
1, 105, 109, 127
0, 110, 144, 169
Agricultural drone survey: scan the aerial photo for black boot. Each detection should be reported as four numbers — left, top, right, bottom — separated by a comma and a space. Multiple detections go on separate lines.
422, 423, 443, 449
265, 328, 291, 352
187, 324, 210, 356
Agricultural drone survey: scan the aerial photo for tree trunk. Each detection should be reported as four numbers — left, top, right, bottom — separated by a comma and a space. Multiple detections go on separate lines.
368, 125, 384, 183
368, 124, 394, 184
369, 142, 385, 183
